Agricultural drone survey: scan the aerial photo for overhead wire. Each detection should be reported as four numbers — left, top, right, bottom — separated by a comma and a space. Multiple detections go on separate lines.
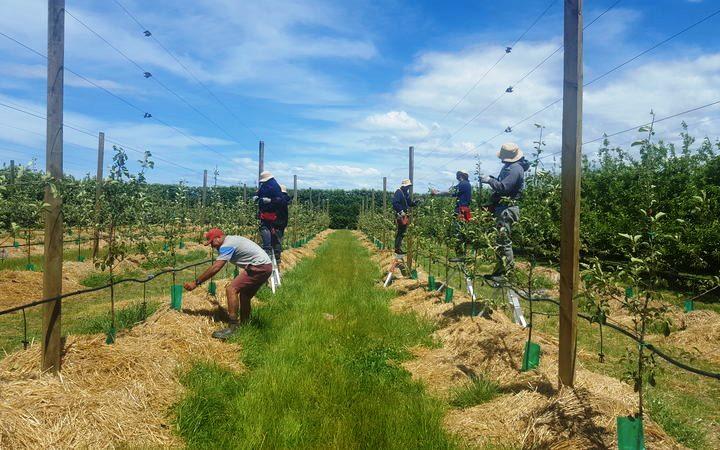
109, 0, 261, 140
0, 29, 232, 162
424, 0, 624, 169
0, 100, 203, 177
430, 5, 720, 170
440, 0, 558, 121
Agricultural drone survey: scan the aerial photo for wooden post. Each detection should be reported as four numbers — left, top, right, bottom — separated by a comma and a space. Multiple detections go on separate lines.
407, 146, 415, 269
558, 0, 583, 388
371, 190, 375, 212
92, 132, 104, 259
309, 188, 313, 207
382, 176, 387, 247
258, 140, 264, 182
42, 0, 65, 373
202, 169, 208, 208
293, 174, 298, 203
9, 160, 15, 185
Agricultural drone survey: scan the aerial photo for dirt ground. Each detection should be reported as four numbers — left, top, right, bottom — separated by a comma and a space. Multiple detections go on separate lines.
0, 230, 332, 449
355, 231, 684, 449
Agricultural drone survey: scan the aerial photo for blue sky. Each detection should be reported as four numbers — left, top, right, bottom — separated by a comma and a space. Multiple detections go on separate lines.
1, 0, 719, 191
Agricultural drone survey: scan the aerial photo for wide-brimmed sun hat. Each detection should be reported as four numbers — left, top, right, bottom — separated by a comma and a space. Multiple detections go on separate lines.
259, 171, 273, 182
457, 169, 469, 177
400, 179, 412, 187
497, 143, 524, 163
280, 184, 288, 193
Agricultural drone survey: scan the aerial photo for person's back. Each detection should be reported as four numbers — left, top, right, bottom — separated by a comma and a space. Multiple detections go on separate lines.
275, 192, 292, 230
257, 178, 282, 213
454, 179, 472, 208
217, 235, 271, 267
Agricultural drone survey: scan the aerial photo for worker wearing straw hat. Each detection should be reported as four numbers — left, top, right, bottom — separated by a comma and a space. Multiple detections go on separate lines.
184, 228, 272, 340
391, 179, 415, 255
480, 142, 530, 280
254, 171, 283, 258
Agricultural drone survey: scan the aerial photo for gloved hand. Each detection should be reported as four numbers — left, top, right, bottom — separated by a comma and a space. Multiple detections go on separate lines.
261, 197, 271, 204
399, 211, 407, 217
480, 175, 491, 183
252, 195, 259, 202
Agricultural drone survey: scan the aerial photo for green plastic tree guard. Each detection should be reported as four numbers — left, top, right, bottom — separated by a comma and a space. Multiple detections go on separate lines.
625, 287, 634, 298
179, 241, 185, 249
521, 341, 541, 371
428, 275, 436, 291
105, 326, 116, 345
208, 280, 217, 295
25, 263, 35, 271
411, 269, 418, 280
170, 285, 183, 311
684, 300, 694, 312
444, 287, 454, 303
13, 241, 19, 248
163, 243, 169, 251
617, 416, 645, 450
77, 255, 85, 262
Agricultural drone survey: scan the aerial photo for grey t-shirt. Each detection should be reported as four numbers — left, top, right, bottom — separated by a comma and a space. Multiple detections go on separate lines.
216, 235, 271, 267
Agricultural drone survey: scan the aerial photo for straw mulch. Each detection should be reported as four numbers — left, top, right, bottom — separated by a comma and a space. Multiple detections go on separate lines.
0, 231, 331, 449
371, 248, 684, 449
0, 266, 86, 311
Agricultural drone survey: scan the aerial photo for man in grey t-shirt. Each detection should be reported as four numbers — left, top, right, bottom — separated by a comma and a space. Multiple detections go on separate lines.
184, 228, 272, 340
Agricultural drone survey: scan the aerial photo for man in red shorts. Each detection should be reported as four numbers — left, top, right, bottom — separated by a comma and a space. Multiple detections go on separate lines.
183, 228, 272, 340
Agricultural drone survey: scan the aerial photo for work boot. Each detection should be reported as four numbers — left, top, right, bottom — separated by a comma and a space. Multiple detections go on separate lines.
212, 322, 239, 340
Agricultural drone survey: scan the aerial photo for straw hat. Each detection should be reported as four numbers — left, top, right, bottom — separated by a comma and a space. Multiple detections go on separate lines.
280, 184, 288, 193
400, 179, 412, 187
259, 171, 273, 182
457, 169, 469, 177
497, 143, 524, 162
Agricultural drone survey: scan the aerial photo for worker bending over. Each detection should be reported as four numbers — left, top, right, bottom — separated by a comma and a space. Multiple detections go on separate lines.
184, 228, 272, 340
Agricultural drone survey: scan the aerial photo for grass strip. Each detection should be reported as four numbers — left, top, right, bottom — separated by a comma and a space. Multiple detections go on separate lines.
175, 230, 457, 449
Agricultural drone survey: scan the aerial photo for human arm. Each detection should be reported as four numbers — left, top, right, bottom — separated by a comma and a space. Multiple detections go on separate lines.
486, 165, 522, 195
184, 259, 226, 291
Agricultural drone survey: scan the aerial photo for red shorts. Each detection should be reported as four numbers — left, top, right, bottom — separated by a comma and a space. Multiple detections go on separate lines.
230, 264, 273, 298
457, 206, 472, 222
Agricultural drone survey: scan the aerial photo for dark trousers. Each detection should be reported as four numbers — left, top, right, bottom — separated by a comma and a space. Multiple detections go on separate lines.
273, 227, 285, 263
394, 221, 408, 254
259, 220, 278, 259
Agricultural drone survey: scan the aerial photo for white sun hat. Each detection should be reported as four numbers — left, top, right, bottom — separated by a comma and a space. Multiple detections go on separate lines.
400, 179, 412, 187
497, 143, 524, 163
259, 171, 273, 182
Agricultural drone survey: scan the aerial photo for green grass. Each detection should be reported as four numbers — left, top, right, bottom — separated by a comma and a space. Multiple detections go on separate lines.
175, 230, 458, 449
448, 377, 501, 409
68, 300, 160, 335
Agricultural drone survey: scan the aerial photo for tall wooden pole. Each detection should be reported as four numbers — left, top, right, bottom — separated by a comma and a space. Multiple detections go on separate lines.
407, 146, 415, 269
382, 176, 387, 247
202, 169, 208, 208
258, 140, 264, 183
293, 174, 298, 203
558, 0, 583, 387
42, 0, 65, 373
92, 132, 104, 259
243, 183, 247, 202
9, 160, 15, 184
